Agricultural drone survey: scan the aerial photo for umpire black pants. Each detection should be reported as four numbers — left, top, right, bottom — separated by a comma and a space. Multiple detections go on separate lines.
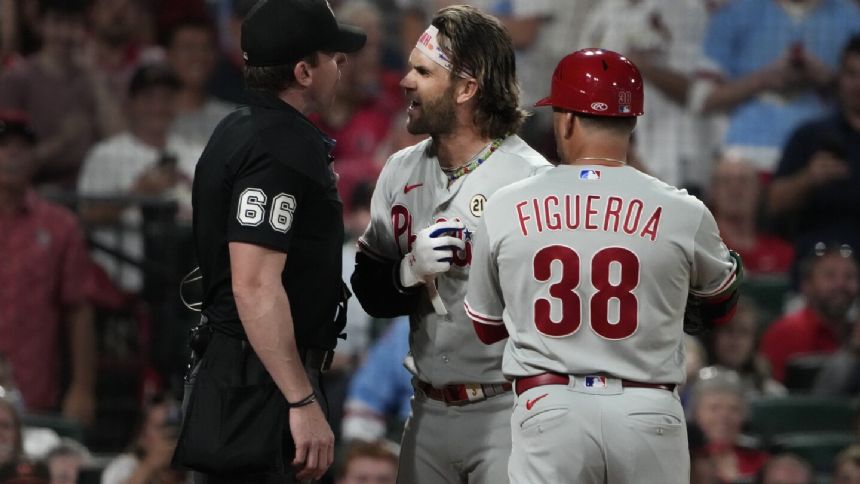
182, 333, 328, 484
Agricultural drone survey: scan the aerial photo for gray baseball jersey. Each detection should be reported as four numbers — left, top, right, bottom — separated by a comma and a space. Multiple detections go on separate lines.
358, 135, 550, 386
465, 164, 739, 384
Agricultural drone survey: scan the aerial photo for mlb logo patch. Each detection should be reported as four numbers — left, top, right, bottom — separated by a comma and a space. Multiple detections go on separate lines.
579, 169, 601, 180
619, 105, 631, 114
584, 376, 607, 388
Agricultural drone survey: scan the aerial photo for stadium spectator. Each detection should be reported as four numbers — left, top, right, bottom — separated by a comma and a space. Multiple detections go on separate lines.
166, 18, 234, 147
707, 297, 786, 398
44, 439, 90, 484
207, 0, 257, 105
812, 312, 860, 396
688, 422, 718, 484
579, 0, 715, 189
834, 445, 860, 484
0, 0, 121, 191
336, 440, 398, 484
0, 461, 49, 483
710, 157, 794, 275
697, 0, 860, 172
340, 181, 377, 367
87, 0, 159, 109
313, 1, 400, 211
78, 63, 201, 292
0, 113, 96, 424
759, 242, 858, 382
0, 399, 23, 468
100, 393, 185, 484
472, 0, 596, 159
341, 318, 412, 443
768, 35, 860, 269
759, 453, 814, 484
689, 367, 769, 483
0, 0, 41, 62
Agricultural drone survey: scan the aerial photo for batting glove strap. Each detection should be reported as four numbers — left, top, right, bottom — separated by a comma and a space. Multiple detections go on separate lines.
399, 221, 465, 287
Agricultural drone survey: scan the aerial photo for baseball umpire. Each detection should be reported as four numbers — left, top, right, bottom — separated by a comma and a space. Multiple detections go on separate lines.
350, 5, 550, 484
464, 49, 743, 484
172, 1, 365, 483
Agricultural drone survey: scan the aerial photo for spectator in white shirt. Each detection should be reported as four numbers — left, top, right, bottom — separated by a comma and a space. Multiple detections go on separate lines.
78, 63, 202, 291
166, 18, 234, 147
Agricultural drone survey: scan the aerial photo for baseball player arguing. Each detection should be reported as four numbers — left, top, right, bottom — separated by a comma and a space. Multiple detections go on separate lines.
464, 49, 743, 484
350, 5, 550, 484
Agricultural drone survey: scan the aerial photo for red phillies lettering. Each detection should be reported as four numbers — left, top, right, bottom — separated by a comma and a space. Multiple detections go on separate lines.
514, 195, 662, 241
605, 196, 623, 232
585, 195, 600, 230
623, 199, 644, 235
391, 204, 415, 254
544, 195, 561, 230
516, 201, 530, 236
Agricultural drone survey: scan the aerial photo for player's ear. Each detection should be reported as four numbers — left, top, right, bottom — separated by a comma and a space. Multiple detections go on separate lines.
455, 77, 479, 105
563, 112, 575, 140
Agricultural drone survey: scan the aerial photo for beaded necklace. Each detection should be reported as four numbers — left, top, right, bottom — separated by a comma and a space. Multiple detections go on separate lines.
442, 137, 505, 186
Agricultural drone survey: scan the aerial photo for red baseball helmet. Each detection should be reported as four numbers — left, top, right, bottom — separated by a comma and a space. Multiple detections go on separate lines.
535, 49, 644, 117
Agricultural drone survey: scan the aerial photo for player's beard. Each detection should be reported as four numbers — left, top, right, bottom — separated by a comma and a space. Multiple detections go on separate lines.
406, 84, 457, 136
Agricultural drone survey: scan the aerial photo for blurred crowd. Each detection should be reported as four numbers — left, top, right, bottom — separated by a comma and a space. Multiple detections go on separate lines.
1, 0, 860, 483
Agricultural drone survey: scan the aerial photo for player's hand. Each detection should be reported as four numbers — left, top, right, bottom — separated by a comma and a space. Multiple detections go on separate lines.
400, 220, 466, 287
290, 401, 335, 481
805, 151, 851, 186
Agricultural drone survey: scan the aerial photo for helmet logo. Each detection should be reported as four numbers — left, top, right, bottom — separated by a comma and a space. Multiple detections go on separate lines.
591, 102, 608, 111
618, 91, 632, 114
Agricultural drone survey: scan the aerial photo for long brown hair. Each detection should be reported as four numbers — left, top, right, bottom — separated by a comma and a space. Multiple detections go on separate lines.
431, 5, 527, 139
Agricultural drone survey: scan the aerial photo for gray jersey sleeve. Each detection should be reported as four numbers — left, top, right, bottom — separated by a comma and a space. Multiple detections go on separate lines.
358, 158, 400, 261
690, 206, 739, 297
464, 211, 504, 326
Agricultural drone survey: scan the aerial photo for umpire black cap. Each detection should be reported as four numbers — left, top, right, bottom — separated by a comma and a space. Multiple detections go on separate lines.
241, 0, 367, 67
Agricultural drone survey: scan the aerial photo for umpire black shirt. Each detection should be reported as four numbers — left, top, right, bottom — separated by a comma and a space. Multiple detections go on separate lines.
192, 89, 345, 350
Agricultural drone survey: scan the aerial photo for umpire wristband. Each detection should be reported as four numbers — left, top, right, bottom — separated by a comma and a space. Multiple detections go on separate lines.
287, 392, 317, 409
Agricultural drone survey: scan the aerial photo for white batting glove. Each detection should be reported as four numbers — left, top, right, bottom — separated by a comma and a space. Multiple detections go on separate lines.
399, 220, 466, 288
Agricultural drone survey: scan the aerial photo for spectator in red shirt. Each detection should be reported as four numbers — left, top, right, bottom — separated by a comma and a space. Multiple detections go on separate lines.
759, 242, 858, 382
0, 113, 96, 425
709, 156, 794, 275
312, 1, 401, 212
0, 0, 121, 191
689, 367, 769, 483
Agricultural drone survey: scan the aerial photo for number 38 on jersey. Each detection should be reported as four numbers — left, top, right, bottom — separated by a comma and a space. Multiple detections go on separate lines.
533, 245, 640, 340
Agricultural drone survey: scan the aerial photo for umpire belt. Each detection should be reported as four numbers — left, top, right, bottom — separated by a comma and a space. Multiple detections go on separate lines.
514, 372, 675, 396
417, 380, 512, 406
300, 348, 334, 373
